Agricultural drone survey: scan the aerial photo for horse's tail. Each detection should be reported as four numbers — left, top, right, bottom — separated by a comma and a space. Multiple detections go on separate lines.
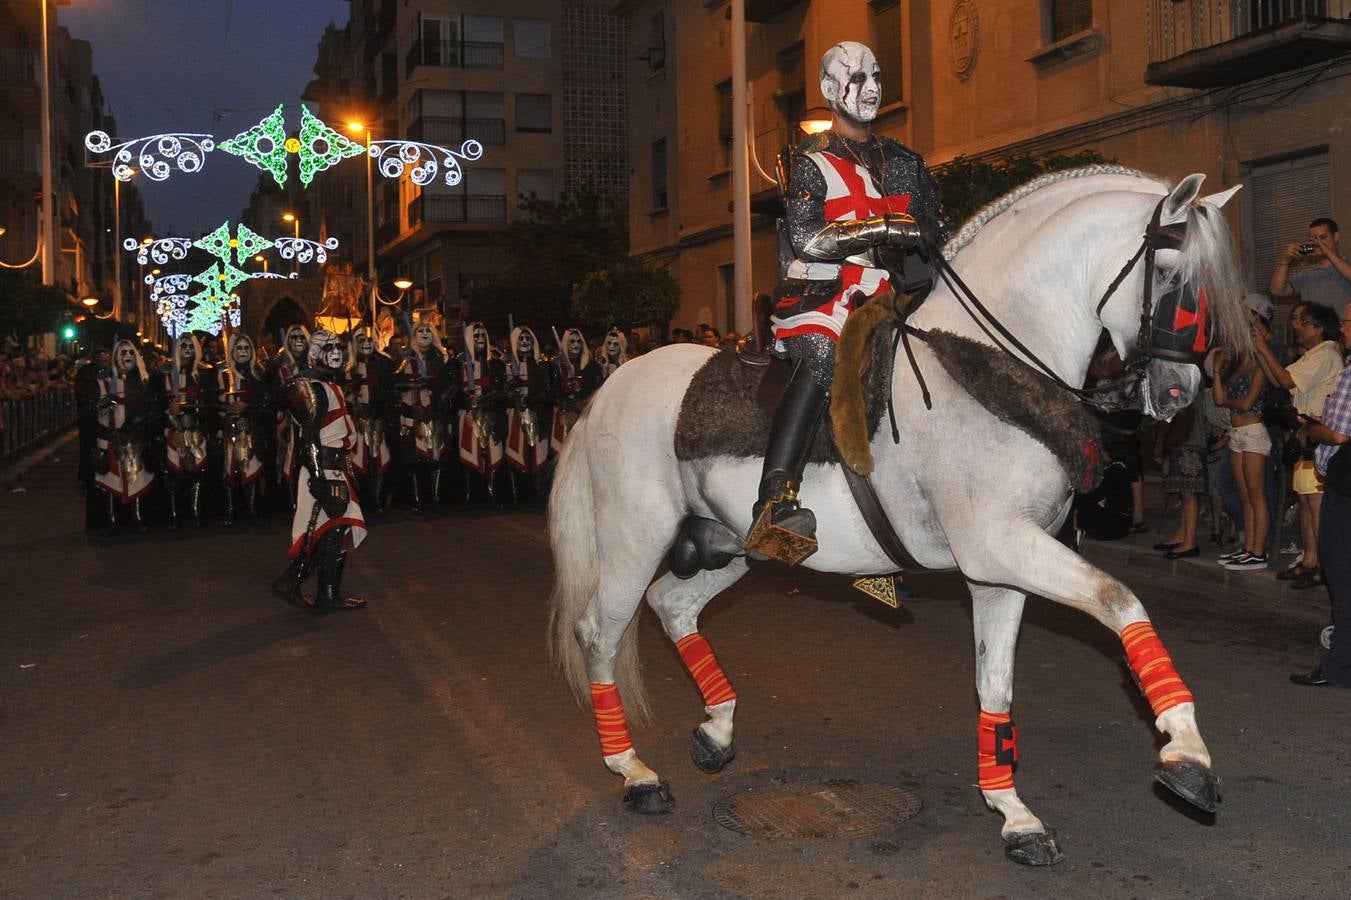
547, 414, 651, 726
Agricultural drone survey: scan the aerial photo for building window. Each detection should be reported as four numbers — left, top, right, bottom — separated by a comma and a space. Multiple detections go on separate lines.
515, 93, 552, 133
651, 138, 667, 210
514, 19, 551, 58
716, 80, 733, 168
517, 169, 554, 204
465, 15, 503, 44
1048, 0, 1092, 43
646, 11, 665, 72
868, 0, 903, 107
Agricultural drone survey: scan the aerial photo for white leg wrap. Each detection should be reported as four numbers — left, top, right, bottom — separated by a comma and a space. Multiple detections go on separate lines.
603, 748, 660, 787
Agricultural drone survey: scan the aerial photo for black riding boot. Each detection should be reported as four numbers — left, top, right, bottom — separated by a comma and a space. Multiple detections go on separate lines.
747, 363, 829, 563
408, 469, 423, 513
315, 528, 365, 611
133, 496, 148, 532
224, 482, 236, 526
168, 484, 181, 531
104, 492, 119, 537
189, 480, 203, 528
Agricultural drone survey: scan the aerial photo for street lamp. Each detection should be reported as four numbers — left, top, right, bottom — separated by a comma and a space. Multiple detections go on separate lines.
282, 212, 300, 274
393, 277, 413, 292
347, 120, 378, 327
254, 254, 268, 274
81, 295, 99, 308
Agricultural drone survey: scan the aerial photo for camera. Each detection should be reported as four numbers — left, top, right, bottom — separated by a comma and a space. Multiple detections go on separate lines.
1262, 397, 1304, 431
1298, 241, 1317, 255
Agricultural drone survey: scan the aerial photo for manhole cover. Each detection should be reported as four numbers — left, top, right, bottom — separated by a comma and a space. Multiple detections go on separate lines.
712, 779, 921, 840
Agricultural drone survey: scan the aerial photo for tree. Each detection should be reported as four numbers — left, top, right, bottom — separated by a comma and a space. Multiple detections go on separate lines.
934, 150, 1113, 227
466, 187, 630, 334
0, 269, 69, 343
571, 262, 680, 332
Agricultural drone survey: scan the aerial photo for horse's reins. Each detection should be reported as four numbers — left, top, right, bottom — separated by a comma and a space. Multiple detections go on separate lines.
889, 197, 1183, 428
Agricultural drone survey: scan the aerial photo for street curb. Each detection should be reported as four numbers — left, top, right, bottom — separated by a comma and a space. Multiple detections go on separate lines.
0, 428, 77, 491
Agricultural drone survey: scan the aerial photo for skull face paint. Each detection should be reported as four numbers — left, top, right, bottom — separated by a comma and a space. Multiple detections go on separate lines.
177, 337, 197, 366
115, 345, 137, 374
413, 324, 435, 352
820, 42, 882, 124
516, 332, 534, 358
566, 333, 584, 360
231, 339, 253, 366
354, 331, 374, 359
321, 341, 346, 370
287, 332, 308, 357
604, 336, 622, 360
472, 326, 487, 354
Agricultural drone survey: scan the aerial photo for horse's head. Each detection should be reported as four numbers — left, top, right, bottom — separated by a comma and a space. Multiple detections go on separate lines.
1098, 174, 1250, 420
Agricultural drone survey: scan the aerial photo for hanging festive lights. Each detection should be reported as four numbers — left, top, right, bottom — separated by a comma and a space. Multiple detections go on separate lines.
274, 235, 339, 266
86, 130, 216, 182
217, 105, 291, 187
124, 236, 192, 267
297, 104, 367, 186
369, 138, 484, 187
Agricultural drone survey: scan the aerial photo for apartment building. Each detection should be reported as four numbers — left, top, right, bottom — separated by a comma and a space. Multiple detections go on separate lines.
296, 0, 627, 327
619, 0, 1351, 331
0, 0, 149, 326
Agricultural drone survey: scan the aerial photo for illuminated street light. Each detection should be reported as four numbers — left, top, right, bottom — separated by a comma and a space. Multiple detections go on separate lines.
81, 296, 100, 307
393, 278, 413, 291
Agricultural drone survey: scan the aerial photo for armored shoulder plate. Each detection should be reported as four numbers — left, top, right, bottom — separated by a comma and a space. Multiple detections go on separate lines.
283, 376, 319, 425
792, 132, 835, 158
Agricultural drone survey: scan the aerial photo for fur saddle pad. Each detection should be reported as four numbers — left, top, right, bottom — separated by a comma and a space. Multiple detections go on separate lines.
674, 324, 1103, 494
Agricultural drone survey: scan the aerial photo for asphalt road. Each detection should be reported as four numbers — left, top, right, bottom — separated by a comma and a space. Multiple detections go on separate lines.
2, 444, 1347, 899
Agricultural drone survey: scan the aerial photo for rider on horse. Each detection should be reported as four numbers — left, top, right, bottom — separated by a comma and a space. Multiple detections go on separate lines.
749, 40, 949, 561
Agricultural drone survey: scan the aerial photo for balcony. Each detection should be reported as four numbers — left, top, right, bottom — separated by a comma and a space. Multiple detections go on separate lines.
375, 217, 400, 247
1146, 0, 1351, 88
408, 116, 505, 146
408, 194, 508, 226
405, 40, 504, 76
745, 0, 802, 22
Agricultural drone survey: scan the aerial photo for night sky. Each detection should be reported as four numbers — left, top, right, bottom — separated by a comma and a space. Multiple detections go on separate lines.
62, 0, 351, 238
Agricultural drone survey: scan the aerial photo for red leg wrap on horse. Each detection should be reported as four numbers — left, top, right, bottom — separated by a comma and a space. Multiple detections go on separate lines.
1121, 621, 1194, 717
675, 632, 738, 708
977, 710, 1018, 792
590, 683, 633, 757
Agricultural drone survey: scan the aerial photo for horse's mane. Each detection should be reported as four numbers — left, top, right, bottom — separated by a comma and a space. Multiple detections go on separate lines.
942, 164, 1251, 357
943, 164, 1147, 258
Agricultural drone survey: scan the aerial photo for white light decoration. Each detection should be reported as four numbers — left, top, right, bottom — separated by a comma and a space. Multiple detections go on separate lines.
86, 130, 216, 182
124, 236, 192, 267
274, 235, 339, 266
369, 138, 484, 187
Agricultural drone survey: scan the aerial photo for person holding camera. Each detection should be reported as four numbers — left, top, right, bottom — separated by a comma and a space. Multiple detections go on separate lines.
1211, 330, 1270, 571
1270, 218, 1351, 319
1253, 301, 1345, 587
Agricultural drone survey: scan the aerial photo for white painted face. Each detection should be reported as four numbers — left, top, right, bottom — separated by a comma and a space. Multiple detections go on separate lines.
115, 346, 137, 374
820, 42, 882, 124
413, 324, 434, 351
177, 337, 196, 365
605, 336, 622, 359
287, 332, 307, 357
232, 340, 253, 366
472, 327, 487, 354
320, 340, 346, 370
516, 332, 534, 357
566, 334, 584, 359
354, 332, 374, 358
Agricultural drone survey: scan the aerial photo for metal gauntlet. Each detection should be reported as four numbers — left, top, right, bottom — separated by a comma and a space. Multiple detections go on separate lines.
801, 213, 922, 260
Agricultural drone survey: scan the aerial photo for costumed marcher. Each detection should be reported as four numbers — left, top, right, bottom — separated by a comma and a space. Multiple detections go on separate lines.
347, 325, 396, 512
394, 319, 454, 511
598, 328, 628, 379
93, 340, 159, 533
218, 333, 269, 525
274, 330, 367, 611
549, 326, 603, 454
503, 325, 552, 494
76, 347, 111, 528
456, 321, 506, 500
161, 333, 216, 529
747, 40, 947, 561
268, 324, 310, 505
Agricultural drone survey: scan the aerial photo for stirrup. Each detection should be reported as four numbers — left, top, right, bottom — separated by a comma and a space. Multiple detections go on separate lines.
744, 484, 818, 566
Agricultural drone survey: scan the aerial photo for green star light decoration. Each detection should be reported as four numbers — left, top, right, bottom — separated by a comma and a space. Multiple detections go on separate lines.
218, 105, 290, 187
297, 104, 367, 186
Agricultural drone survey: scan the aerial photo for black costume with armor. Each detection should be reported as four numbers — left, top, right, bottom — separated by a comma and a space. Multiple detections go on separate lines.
455, 322, 507, 501
160, 334, 216, 529
548, 327, 602, 454
394, 322, 455, 511
92, 340, 160, 533
346, 326, 396, 512
218, 334, 270, 525
504, 326, 553, 483
746, 41, 949, 563
268, 325, 310, 505
275, 330, 367, 611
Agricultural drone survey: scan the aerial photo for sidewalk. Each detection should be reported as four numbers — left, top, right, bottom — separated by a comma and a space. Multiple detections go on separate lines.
1081, 473, 1330, 615
0, 427, 76, 491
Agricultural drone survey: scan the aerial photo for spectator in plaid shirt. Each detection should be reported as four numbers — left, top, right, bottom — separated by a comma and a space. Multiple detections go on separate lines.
1290, 307, 1351, 686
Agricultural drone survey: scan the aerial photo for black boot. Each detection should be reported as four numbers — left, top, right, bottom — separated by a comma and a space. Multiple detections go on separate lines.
746, 363, 828, 564
189, 480, 203, 529
408, 470, 423, 513
168, 487, 181, 531
133, 497, 148, 533
315, 529, 365, 611
103, 492, 119, 537
224, 483, 236, 526
246, 481, 258, 520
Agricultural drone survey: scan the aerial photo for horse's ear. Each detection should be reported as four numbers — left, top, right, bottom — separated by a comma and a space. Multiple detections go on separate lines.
1198, 184, 1242, 210
1162, 173, 1206, 223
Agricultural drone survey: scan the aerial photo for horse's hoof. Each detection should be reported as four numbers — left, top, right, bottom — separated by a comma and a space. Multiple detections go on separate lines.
1003, 828, 1065, 866
1154, 760, 1219, 813
689, 726, 736, 774
622, 780, 675, 815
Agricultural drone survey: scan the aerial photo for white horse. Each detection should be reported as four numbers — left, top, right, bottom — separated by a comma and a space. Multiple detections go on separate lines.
548, 168, 1248, 865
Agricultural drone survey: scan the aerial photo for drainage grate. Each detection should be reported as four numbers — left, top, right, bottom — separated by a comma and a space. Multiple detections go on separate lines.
711, 779, 921, 840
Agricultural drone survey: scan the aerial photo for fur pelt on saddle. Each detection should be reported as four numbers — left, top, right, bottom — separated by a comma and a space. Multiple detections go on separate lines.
673, 302, 1104, 493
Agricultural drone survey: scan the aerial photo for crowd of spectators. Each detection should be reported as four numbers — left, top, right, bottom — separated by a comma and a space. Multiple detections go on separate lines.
0, 338, 80, 401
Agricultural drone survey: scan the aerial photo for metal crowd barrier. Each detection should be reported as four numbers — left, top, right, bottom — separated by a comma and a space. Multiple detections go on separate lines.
0, 389, 76, 463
